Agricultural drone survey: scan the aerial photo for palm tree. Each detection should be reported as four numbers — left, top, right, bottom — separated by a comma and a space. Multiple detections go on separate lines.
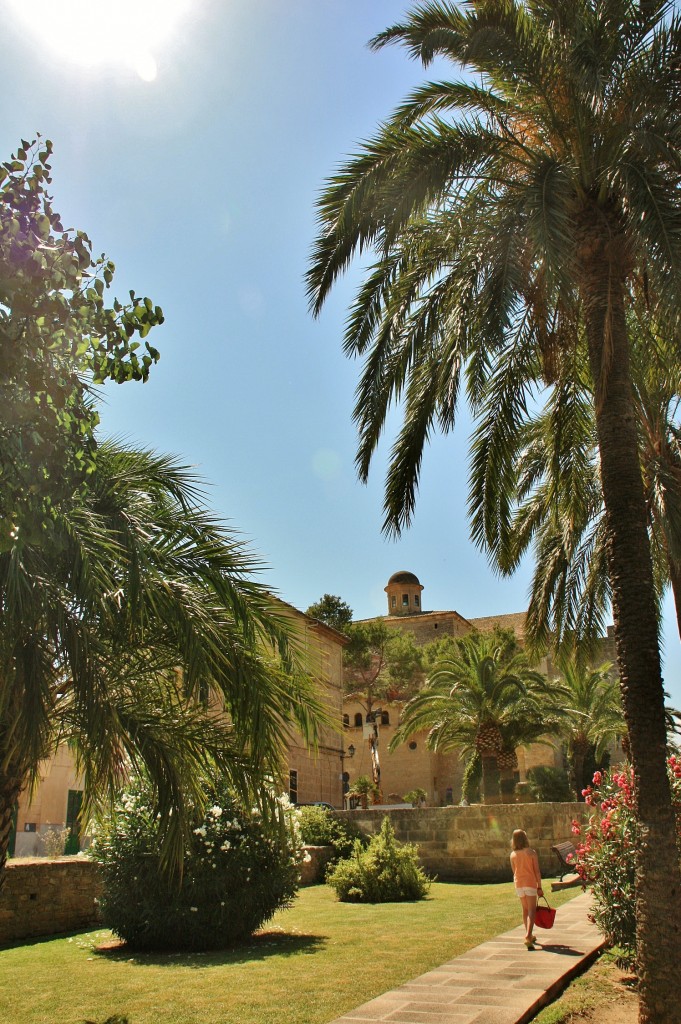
307, 3, 681, 1010
540, 658, 625, 798
470, 306, 681, 655
389, 630, 547, 803
0, 442, 324, 880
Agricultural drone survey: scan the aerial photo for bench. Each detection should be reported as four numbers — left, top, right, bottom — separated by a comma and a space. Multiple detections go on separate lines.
551, 841, 577, 881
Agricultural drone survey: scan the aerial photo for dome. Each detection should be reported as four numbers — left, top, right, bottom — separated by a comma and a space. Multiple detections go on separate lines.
387, 570, 421, 586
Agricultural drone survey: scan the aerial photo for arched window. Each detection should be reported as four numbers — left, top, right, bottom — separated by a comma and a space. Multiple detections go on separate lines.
342, 714, 349, 727
354, 712, 363, 728
380, 710, 390, 726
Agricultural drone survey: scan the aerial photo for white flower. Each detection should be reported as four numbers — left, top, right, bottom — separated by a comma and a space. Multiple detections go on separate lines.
209, 805, 223, 818
190, 906, 198, 912
194, 826, 207, 837
221, 841, 231, 852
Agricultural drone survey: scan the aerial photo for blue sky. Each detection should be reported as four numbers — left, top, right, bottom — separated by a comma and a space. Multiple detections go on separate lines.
2, 0, 680, 707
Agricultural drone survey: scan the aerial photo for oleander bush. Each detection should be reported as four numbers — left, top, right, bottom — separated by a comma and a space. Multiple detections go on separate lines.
91, 775, 303, 951
572, 757, 681, 967
326, 816, 430, 903
297, 805, 366, 864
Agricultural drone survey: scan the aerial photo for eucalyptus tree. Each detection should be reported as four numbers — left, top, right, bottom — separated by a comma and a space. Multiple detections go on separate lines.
0, 442, 323, 881
389, 630, 548, 802
307, 3, 681, 1010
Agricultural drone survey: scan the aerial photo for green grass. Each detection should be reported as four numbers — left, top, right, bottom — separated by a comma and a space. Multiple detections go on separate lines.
0, 882, 581, 1024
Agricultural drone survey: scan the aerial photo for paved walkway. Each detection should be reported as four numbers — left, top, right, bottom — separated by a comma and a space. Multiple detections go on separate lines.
328, 892, 603, 1024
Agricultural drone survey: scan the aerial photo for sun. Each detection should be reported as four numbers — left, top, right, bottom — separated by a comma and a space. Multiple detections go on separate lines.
8, 0, 191, 81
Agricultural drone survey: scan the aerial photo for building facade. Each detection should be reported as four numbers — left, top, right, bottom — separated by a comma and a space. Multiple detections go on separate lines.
342, 571, 616, 806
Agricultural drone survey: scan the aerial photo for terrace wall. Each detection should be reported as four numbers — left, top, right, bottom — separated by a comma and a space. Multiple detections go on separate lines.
0, 858, 102, 946
338, 802, 590, 881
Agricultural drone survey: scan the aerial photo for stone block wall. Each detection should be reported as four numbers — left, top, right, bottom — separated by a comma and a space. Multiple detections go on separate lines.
0, 858, 102, 946
338, 802, 590, 881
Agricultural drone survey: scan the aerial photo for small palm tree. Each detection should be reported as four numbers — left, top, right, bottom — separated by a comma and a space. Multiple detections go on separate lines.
390, 631, 546, 803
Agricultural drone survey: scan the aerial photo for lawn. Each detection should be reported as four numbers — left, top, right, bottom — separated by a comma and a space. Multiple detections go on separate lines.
0, 882, 581, 1024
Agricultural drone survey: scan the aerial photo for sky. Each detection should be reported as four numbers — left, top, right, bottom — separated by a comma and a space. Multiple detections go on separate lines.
2, 0, 680, 708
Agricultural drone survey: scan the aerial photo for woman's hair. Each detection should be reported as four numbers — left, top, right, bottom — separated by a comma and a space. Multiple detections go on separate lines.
511, 829, 529, 850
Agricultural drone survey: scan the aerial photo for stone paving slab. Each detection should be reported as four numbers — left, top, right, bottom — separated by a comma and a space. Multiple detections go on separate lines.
328, 892, 603, 1024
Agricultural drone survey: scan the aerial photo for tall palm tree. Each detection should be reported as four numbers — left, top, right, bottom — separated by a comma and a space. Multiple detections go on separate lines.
470, 306, 681, 654
307, 4, 681, 1011
0, 442, 324, 880
389, 630, 547, 803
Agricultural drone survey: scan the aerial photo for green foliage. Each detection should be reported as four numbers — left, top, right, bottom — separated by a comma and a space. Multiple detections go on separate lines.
305, 594, 353, 633
526, 766, 572, 803
572, 760, 681, 968
297, 805, 365, 862
461, 751, 481, 803
344, 622, 423, 704
0, 440, 324, 878
326, 816, 430, 903
0, 138, 162, 551
91, 775, 303, 951
403, 788, 427, 806
347, 774, 380, 808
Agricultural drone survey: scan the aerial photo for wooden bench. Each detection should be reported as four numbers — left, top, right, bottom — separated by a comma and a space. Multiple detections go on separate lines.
551, 841, 577, 881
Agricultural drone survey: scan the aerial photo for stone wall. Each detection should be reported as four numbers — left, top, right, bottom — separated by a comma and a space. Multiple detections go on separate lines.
338, 802, 590, 881
0, 858, 102, 946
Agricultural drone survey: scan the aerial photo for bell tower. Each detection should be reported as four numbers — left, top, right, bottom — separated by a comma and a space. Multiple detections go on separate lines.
385, 571, 424, 616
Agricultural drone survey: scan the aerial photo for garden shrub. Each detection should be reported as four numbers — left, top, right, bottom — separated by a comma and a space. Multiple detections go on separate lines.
572, 757, 681, 967
91, 776, 303, 951
297, 805, 365, 863
526, 766, 572, 803
326, 816, 430, 902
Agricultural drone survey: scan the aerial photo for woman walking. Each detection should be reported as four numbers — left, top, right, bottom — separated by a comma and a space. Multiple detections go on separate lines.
510, 829, 543, 948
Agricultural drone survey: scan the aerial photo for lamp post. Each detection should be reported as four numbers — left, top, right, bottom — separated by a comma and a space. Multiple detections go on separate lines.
340, 743, 355, 808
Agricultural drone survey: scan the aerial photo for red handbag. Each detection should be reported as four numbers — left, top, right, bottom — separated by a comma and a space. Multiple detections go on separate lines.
534, 896, 556, 929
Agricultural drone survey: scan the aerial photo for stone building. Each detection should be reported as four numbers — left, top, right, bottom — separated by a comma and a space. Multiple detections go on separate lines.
10, 599, 347, 857
342, 571, 616, 806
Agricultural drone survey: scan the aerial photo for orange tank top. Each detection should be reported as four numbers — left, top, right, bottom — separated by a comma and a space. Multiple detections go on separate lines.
511, 848, 541, 888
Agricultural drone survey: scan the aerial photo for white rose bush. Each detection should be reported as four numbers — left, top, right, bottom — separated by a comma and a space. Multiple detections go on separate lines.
91, 775, 303, 950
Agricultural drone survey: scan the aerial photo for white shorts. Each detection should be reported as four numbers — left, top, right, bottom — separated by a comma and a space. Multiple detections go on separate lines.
516, 887, 538, 898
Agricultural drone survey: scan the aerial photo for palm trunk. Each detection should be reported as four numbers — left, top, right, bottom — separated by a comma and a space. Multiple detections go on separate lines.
480, 754, 501, 804
0, 762, 25, 889
580, 217, 681, 1023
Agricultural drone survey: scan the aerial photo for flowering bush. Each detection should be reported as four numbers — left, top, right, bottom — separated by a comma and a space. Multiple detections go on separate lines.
326, 816, 430, 903
91, 776, 303, 951
572, 759, 681, 964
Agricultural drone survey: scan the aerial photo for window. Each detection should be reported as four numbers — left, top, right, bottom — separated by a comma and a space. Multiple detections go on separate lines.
380, 711, 390, 725
342, 714, 349, 727
289, 769, 298, 804
414, 595, 420, 607
402, 593, 409, 606
409, 741, 417, 750
354, 712, 363, 727
391, 595, 396, 608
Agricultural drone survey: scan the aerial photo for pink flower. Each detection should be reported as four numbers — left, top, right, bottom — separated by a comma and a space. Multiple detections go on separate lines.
592, 771, 602, 786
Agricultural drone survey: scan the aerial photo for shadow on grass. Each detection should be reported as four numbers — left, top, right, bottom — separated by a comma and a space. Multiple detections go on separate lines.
93, 930, 327, 968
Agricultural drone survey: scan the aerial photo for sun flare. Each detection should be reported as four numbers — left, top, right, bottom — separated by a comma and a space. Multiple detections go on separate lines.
8, 0, 191, 80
